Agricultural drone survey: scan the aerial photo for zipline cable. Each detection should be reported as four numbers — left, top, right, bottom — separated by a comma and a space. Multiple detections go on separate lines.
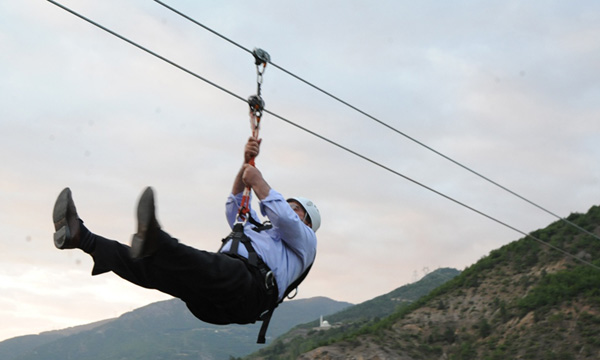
46, 0, 600, 272
153, 0, 600, 244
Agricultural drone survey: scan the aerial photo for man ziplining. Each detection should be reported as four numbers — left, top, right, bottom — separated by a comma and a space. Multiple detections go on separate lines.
51, 136, 320, 343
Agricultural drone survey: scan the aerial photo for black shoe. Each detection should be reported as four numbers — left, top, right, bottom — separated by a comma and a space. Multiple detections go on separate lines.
53, 187, 81, 249
130, 187, 162, 259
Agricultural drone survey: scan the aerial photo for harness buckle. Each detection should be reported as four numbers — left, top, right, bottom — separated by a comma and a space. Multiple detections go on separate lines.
265, 270, 275, 291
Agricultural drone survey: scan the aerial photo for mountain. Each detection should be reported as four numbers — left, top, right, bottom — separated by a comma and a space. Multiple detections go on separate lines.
0, 297, 351, 360
292, 205, 600, 359
0, 319, 113, 360
324, 268, 460, 325
246, 267, 460, 359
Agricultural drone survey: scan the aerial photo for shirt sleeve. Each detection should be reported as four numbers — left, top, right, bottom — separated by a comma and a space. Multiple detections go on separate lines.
259, 189, 317, 263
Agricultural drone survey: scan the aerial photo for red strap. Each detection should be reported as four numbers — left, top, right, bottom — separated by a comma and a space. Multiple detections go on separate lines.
237, 56, 267, 223
237, 112, 262, 222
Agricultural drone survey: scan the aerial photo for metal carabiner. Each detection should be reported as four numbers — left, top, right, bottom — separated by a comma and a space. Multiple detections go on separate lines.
264, 270, 275, 290
253, 48, 270, 97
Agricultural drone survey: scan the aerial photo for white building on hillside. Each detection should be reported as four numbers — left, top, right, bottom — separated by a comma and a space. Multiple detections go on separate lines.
319, 315, 331, 329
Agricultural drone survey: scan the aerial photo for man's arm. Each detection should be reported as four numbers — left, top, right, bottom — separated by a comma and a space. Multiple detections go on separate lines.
231, 137, 261, 195
231, 137, 271, 199
231, 165, 246, 195
242, 165, 271, 200
231, 164, 271, 200
260, 190, 317, 266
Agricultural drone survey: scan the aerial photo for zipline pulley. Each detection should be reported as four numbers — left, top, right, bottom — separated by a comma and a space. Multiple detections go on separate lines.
253, 48, 271, 66
248, 95, 265, 125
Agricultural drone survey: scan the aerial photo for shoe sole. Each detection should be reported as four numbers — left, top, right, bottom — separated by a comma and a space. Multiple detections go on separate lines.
53, 188, 71, 249
130, 187, 155, 259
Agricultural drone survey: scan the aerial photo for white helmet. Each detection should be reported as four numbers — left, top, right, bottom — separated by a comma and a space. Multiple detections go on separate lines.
288, 197, 321, 232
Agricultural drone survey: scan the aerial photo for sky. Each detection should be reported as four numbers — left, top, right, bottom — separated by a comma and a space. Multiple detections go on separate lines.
1, 0, 599, 343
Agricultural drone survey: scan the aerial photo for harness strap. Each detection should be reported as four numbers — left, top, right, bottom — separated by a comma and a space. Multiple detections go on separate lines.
248, 215, 272, 232
257, 311, 273, 344
254, 260, 313, 343
220, 218, 272, 265
221, 223, 256, 266
220, 218, 313, 344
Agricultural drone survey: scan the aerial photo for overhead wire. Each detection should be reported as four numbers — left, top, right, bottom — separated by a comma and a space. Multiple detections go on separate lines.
46, 0, 600, 272
153, 0, 600, 245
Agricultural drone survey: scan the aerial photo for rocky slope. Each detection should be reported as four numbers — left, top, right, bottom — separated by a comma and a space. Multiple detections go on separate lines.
298, 205, 600, 359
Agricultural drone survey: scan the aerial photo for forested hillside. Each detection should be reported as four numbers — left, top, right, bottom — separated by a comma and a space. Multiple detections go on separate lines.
285, 205, 600, 359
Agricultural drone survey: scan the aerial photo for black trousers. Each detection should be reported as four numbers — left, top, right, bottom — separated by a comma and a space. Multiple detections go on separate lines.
89, 230, 271, 325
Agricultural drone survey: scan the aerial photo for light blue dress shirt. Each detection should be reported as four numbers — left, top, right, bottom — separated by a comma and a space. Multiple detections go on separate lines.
221, 189, 317, 301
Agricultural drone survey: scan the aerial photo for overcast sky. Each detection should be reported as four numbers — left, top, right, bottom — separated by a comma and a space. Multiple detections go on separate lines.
1, 0, 599, 342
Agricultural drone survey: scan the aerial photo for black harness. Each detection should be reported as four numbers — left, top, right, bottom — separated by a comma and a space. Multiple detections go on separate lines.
220, 217, 314, 344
